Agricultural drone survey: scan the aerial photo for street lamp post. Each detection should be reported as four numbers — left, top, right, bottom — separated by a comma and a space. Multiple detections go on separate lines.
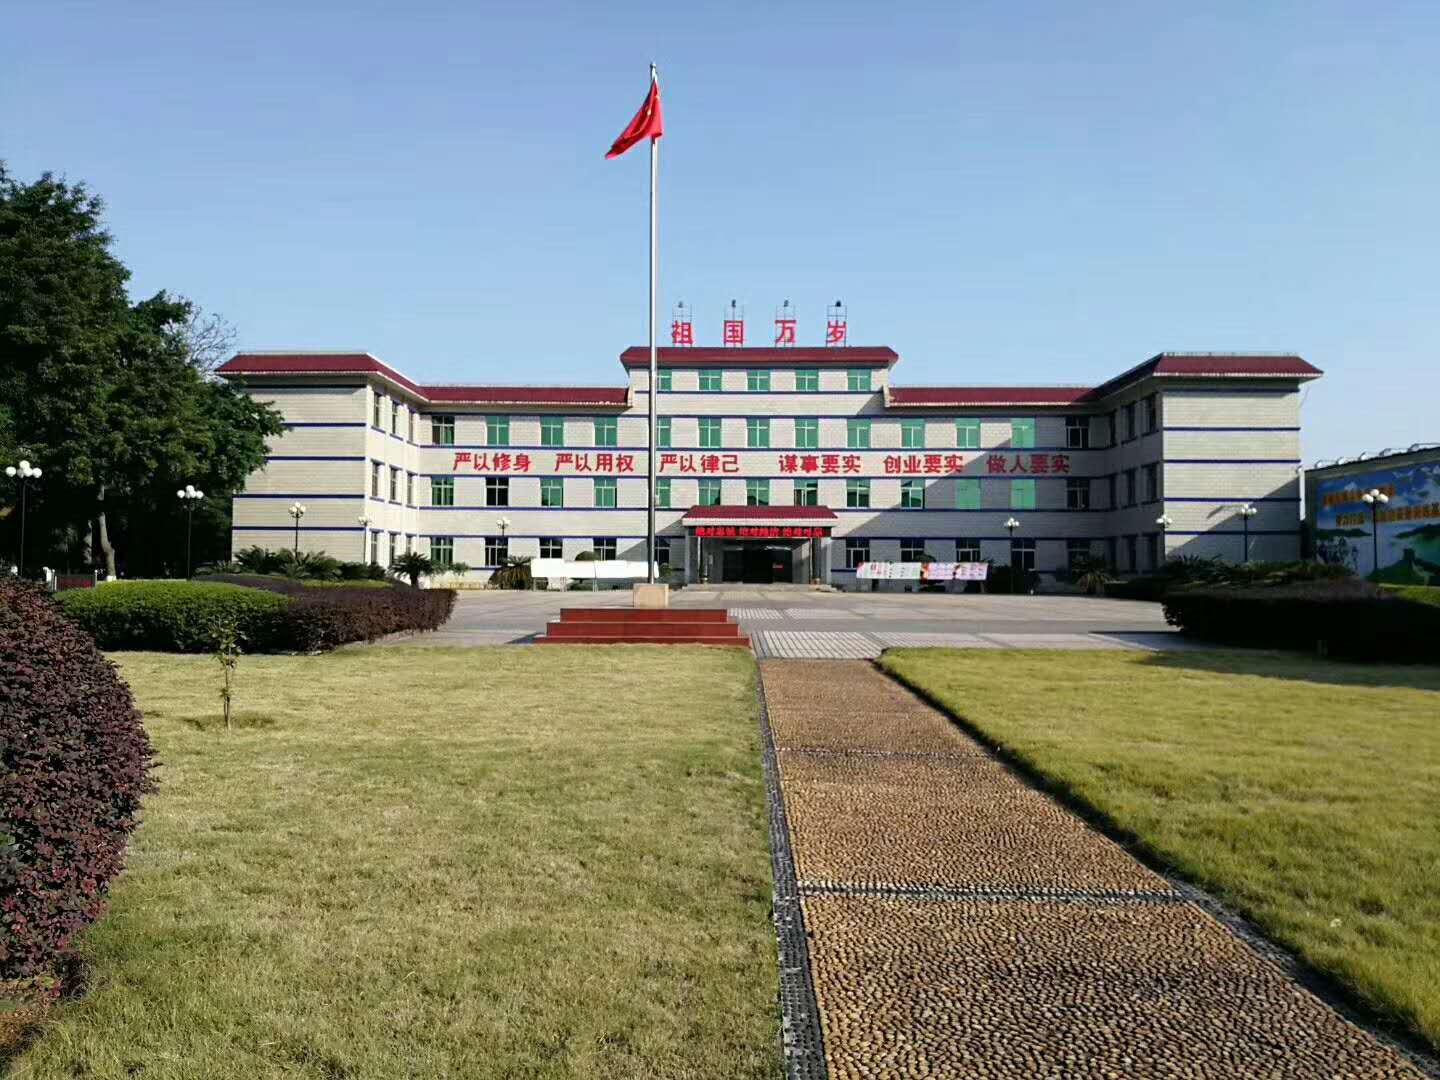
1155, 514, 1173, 570
1003, 516, 1021, 595
1360, 488, 1390, 579
288, 502, 307, 554
357, 515, 373, 564
496, 516, 512, 565
176, 485, 204, 578
5, 460, 43, 579
1238, 504, 1258, 563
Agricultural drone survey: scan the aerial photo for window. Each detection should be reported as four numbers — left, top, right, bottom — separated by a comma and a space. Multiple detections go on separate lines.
654, 537, 671, 566
901, 479, 925, 509
431, 477, 455, 507
698, 370, 722, 392
747, 370, 770, 392
1124, 402, 1137, 441
1011, 418, 1036, 449
408, 411, 415, 442
901, 538, 925, 562
847, 369, 871, 392
485, 415, 509, 447
595, 537, 617, 561
430, 536, 454, 567
372, 462, 382, 497
656, 477, 671, 508
1144, 394, 1159, 434
956, 537, 981, 562
1011, 478, 1036, 510
698, 478, 721, 506
406, 472, 414, 506
1124, 469, 1137, 507
746, 418, 770, 448
540, 416, 565, 448
796, 368, 819, 392
1143, 463, 1159, 503
698, 417, 722, 448
540, 537, 563, 559
846, 478, 870, 508
1067, 539, 1091, 570
846, 418, 871, 449
794, 418, 819, 449
485, 536, 508, 566
389, 466, 400, 501
901, 419, 925, 449
594, 477, 617, 507
391, 401, 400, 434
371, 529, 382, 564
656, 369, 672, 392
432, 415, 455, 446
1066, 477, 1090, 510
373, 392, 383, 428
746, 478, 770, 506
486, 476, 510, 507
1106, 412, 1117, 446
1065, 416, 1090, 449
1125, 534, 1138, 572
1107, 474, 1118, 510
955, 478, 980, 510
1145, 531, 1160, 570
388, 532, 398, 565
956, 418, 981, 449
845, 538, 870, 568
1106, 536, 1118, 571
594, 417, 618, 447
1011, 538, 1036, 572
794, 478, 819, 506
656, 416, 671, 448
540, 477, 563, 507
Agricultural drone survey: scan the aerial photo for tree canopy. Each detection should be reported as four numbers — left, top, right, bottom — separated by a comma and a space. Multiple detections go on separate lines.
0, 162, 282, 576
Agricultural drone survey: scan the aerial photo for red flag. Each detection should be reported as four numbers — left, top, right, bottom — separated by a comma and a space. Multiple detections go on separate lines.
605, 72, 663, 159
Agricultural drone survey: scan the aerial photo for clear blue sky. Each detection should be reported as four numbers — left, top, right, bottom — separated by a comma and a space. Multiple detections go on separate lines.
5, 1, 1438, 460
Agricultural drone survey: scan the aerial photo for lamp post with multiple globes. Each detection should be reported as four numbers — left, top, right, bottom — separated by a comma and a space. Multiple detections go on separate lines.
176, 485, 204, 578
5, 460, 43, 578
1360, 488, 1390, 579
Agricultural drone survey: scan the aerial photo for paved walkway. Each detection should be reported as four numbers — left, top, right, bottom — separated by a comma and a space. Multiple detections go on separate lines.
759, 660, 1431, 1079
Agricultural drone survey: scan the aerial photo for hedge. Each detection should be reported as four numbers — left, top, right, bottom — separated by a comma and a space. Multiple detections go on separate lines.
0, 579, 155, 981
1162, 579, 1440, 662
201, 573, 396, 593
56, 579, 456, 653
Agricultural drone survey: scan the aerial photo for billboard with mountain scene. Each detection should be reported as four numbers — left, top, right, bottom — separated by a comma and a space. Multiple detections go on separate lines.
1313, 460, 1440, 583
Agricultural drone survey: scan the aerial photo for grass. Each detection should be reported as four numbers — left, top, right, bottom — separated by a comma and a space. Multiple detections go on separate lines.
879, 648, 1440, 1053
8, 647, 779, 1079
1382, 583, 1440, 606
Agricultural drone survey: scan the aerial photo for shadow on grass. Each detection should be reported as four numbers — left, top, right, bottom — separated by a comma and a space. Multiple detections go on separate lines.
1135, 647, 1440, 693
177, 712, 278, 732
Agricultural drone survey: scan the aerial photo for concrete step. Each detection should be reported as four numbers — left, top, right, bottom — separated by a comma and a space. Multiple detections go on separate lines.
556, 607, 732, 624
535, 634, 751, 646
543, 620, 746, 639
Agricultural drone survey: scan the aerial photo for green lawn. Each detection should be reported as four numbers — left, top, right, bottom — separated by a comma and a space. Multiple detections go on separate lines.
879, 648, 1440, 1052
9, 647, 779, 1080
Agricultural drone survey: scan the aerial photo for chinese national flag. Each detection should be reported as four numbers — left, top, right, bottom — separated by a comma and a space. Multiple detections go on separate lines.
605, 72, 663, 159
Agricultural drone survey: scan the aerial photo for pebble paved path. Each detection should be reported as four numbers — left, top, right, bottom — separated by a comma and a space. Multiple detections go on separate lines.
759, 659, 1433, 1080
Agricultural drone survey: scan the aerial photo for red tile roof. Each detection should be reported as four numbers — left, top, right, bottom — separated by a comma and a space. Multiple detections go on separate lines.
620, 346, 898, 368
888, 386, 1094, 407
1090, 353, 1322, 399
681, 505, 839, 522
424, 385, 630, 406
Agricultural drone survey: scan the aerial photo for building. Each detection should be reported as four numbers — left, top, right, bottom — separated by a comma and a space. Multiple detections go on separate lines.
1305, 444, 1440, 583
216, 346, 1321, 587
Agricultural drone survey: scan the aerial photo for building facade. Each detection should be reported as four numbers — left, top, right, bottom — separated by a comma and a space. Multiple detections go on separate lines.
217, 347, 1320, 587
1305, 444, 1440, 584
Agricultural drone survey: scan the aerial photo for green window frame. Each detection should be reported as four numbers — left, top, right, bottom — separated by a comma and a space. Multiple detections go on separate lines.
698, 369, 722, 392
656, 416, 672, 449
795, 368, 819, 392
746, 417, 770, 448
1011, 478, 1036, 510
656, 369, 673, 392
431, 415, 455, 446
956, 418, 980, 449
847, 369, 872, 392
1011, 417, 1036, 449
698, 478, 721, 506
430, 476, 455, 507
698, 417, 722, 449
746, 370, 771, 392
901, 419, 925, 449
901, 479, 925, 509
793, 478, 819, 506
429, 536, 454, 567
540, 477, 563, 508
656, 477, 671, 509
594, 416, 618, 447
794, 418, 819, 449
846, 478, 871, 508
846, 418, 871, 449
746, 478, 770, 506
955, 477, 980, 510
594, 477, 617, 508
540, 416, 565, 448
485, 415, 509, 447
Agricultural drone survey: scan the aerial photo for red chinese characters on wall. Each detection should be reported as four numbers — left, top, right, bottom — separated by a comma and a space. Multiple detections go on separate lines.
555, 452, 637, 473
778, 454, 863, 475
880, 454, 969, 475
670, 320, 694, 346
693, 525, 830, 539
985, 453, 1071, 475
451, 452, 534, 472
657, 453, 741, 474
774, 318, 797, 346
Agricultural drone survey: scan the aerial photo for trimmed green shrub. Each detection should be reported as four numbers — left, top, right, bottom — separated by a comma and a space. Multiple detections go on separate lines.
202, 574, 394, 593
1162, 579, 1440, 662
0, 579, 155, 980
56, 581, 289, 652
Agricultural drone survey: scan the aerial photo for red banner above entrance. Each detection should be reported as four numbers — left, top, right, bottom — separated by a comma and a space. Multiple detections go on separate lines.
693, 525, 830, 539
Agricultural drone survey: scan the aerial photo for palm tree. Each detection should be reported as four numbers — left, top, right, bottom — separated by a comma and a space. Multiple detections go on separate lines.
391, 551, 433, 588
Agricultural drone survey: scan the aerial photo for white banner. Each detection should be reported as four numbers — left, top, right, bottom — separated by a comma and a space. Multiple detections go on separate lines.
855, 561, 989, 581
530, 559, 658, 580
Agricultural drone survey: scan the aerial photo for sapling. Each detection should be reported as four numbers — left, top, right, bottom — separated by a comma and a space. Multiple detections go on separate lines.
210, 616, 243, 731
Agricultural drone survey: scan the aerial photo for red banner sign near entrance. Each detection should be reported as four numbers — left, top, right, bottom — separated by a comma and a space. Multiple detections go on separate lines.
693, 525, 830, 539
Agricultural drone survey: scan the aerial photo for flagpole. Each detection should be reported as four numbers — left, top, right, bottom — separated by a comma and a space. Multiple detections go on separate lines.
646, 63, 659, 585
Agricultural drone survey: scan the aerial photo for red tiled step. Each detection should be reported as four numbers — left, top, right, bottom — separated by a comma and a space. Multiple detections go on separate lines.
535, 634, 750, 647
555, 607, 732, 624
544, 620, 746, 640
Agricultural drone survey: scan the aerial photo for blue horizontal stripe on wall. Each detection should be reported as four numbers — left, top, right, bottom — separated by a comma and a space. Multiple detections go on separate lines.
236, 525, 368, 532
267, 455, 367, 461
1163, 388, 1296, 396
1163, 458, 1301, 465
234, 493, 365, 500
1166, 529, 1299, 536
245, 384, 365, 392
1164, 496, 1299, 503
414, 472, 1118, 481
1163, 426, 1300, 433
282, 422, 366, 428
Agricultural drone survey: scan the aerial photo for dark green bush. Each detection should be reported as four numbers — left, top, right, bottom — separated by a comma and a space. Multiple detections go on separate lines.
56, 581, 290, 652
283, 586, 456, 650
1162, 579, 1440, 662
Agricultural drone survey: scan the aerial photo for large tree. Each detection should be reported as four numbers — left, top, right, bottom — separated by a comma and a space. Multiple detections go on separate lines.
0, 163, 281, 576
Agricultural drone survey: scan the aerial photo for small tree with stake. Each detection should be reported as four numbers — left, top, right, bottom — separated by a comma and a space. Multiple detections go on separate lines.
210, 616, 242, 732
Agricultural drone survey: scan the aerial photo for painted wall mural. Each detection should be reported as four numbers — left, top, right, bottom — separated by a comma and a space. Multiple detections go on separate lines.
1314, 461, 1440, 583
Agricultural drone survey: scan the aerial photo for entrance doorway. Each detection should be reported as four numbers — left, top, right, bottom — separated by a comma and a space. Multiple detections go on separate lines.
721, 542, 796, 584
